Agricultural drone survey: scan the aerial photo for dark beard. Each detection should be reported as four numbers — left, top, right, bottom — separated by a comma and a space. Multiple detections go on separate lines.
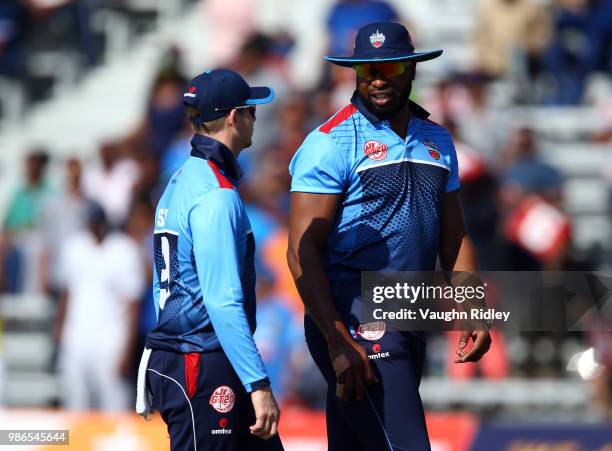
360, 83, 412, 120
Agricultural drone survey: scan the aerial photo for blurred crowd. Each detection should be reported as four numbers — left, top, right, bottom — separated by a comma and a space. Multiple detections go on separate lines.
0, 0, 611, 418
0, 0, 195, 108
1, 0, 611, 107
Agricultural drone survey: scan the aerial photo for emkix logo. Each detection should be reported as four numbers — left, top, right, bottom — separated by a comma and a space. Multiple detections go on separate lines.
211, 418, 232, 435
368, 344, 390, 360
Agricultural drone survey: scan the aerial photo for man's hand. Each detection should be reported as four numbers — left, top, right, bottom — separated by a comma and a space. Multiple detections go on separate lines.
328, 332, 378, 401
455, 329, 492, 363
250, 386, 280, 439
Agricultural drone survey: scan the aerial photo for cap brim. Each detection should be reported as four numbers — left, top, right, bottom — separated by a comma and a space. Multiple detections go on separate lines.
182, 93, 198, 107
244, 86, 275, 105
324, 50, 443, 67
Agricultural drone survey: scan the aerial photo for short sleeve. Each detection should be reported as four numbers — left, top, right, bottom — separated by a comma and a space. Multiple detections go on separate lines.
289, 131, 346, 194
446, 139, 460, 192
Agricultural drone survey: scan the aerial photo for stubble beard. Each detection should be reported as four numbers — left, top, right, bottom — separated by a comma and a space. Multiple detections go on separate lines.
361, 83, 412, 120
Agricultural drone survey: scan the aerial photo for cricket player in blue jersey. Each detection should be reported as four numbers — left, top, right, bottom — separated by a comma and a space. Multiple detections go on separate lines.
287, 22, 492, 450
136, 69, 284, 451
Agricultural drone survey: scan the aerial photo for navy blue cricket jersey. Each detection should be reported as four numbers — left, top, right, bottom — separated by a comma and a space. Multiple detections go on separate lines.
289, 93, 460, 325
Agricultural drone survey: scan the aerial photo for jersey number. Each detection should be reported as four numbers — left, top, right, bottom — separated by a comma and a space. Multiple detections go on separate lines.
154, 231, 178, 310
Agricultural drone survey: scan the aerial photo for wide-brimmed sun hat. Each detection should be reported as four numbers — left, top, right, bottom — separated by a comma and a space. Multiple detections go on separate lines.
325, 21, 442, 67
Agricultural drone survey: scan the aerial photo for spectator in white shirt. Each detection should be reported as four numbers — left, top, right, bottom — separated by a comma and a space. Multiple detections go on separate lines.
54, 202, 145, 411
82, 143, 140, 228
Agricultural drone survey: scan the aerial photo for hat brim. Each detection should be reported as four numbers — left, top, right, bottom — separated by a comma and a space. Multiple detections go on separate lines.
244, 86, 275, 105
324, 50, 443, 67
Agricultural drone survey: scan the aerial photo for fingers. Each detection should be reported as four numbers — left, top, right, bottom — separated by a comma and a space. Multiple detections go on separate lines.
455, 330, 472, 362
268, 417, 278, 438
249, 410, 279, 440
333, 342, 381, 401
335, 372, 345, 399
455, 331, 492, 363
337, 352, 377, 401
249, 414, 266, 436
458, 330, 471, 350
332, 353, 350, 377
461, 331, 491, 362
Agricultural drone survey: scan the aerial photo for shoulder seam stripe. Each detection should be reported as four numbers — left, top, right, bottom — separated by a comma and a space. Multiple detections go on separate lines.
319, 104, 357, 134
207, 160, 234, 189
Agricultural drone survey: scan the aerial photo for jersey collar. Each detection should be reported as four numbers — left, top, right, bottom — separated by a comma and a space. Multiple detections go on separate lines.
190, 134, 243, 182
350, 91, 430, 126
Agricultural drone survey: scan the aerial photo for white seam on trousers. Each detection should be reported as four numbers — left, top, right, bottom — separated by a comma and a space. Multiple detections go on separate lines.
365, 391, 394, 451
148, 368, 197, 451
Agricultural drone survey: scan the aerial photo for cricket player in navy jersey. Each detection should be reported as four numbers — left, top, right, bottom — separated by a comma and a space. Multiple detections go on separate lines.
287, 22, 492, 450
136, 69, 284, 451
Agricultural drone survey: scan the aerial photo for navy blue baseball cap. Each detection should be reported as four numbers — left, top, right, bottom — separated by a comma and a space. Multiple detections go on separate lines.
325, 22, 442, 67
183, 69, 275, 123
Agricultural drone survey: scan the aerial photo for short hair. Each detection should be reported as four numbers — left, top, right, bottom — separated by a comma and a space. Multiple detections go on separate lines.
185, 106, 226, 135
27, 149, 50, 168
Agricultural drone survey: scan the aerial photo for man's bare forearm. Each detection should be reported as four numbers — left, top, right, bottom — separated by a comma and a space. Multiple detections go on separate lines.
287, 244, 350, 344
442, 235, 480, 273
287, 192, 351, 344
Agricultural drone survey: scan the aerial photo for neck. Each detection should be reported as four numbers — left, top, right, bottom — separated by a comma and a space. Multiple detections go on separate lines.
389, 102, 412, 140
203, 132, 242, 159
67, 182, 81, 196
92, 229, 106, 244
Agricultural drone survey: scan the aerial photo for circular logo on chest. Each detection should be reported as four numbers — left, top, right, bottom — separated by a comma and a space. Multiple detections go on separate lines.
364, 140, 388, 161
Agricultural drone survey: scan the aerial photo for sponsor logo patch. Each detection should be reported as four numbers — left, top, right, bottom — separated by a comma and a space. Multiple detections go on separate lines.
357, 321, 386, 340
211, 417, 232, 435
364, 140, 388, 160
184, 86, 197, 98
368, 344, 390, 360
424, 140, 440, 160
370, 30, 386, 48
209, 386, 235, 413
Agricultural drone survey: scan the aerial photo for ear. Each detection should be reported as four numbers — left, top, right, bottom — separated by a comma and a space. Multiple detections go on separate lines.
227, 109, 238, 127
407, 62, 416, 81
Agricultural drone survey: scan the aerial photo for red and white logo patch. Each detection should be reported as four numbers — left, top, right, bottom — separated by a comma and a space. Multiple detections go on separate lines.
184, 86, 197, 98
357, 321, 386, 341
425, 140, 440, 160
209, 386, 236, 413
364, 140, 388, 160
372, 343, 382, 353
369, 30, 386, 48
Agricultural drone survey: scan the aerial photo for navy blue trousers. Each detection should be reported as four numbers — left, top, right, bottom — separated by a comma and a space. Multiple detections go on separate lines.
305, 316, 431, 451
147, 349, 284, 451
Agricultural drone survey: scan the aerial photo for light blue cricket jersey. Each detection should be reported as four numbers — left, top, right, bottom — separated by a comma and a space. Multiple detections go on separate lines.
146, 134, 269, 392
289, 93, 460, 323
